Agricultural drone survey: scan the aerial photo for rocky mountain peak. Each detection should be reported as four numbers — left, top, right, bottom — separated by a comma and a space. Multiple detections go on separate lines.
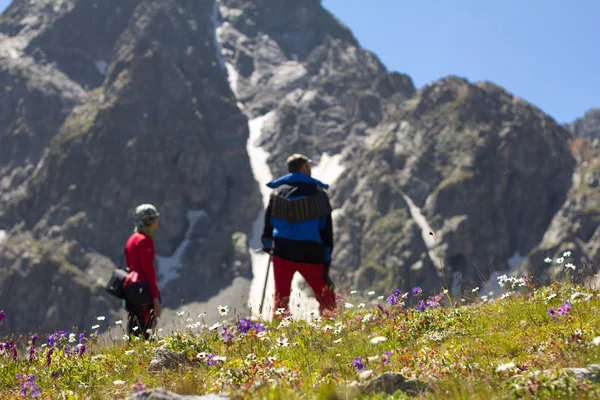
571, 108, 600, 139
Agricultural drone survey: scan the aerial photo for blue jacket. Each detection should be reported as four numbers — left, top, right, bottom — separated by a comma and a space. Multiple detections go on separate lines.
261, 173, 333, 265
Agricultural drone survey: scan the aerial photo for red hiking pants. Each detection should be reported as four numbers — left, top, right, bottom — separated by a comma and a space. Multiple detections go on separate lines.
272, 256, 336, 316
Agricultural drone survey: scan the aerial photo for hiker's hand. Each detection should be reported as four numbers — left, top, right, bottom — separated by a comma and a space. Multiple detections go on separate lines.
261, 238, 273, 254
153, 298, 162, 318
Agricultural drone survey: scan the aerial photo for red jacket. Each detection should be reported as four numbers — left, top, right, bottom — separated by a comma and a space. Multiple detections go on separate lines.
124, 231, 160, 300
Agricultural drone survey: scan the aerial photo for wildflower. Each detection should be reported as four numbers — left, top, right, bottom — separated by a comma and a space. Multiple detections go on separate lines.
28, 334, 39, 363
416, 300, 426, 312
496, 362, 516, 372
345, 303, 354, 309
91, 325, 100, 330
563, 251, 572, 257
565, 263, 576, 271
376, 304, 390, 317
556, 257, 564, 264
125, 350, 134, 355
237, 318, 252, 334
334, 338, 342, 344
426, 299, 440, 309
362, 314, 373, 323
208, 322, 221, 331
358, 303, 366, 308
472, 287, 479, 292
79, 333, 85, 344
501, 292, 512, 300
50, 371, 60, 380
557, 301, 571, 316
132, 378, 147, 393
481, 295, 489, 302
75, 344, 86, 357
350, 290, 357, 294
443, 289, 449, 294
387, 295, 398, 306
46, 348, 54, 367
275, 308, 286, 316
176, 311, 185, 317
377, 296, 384, 300
370, 336, 387, 344
205, 354, 218, 366
16, 374, 40, 398
381, 351, 391, 365
64, 346, 71, 356
115, 320, 123, 326
544, 257, 552, 263
96, 316, 105, 321
113, 380, 126, 385
221, 327, 234, 343
367, 355, 379, 362
412, 287, 422, 296
368, 291, 376, 296
353, 357, 366, 371
392, 289, 401, 297
253, 323, 265, 333
359, 370, 374, 380
593, 337, 600, 346
0, 310, 5, 322
548, 308, 556, 319
218, 305, 229, 317
122, 335, 130, 341
213, 355, 226, 362
47, 334, 56, 348
69, 333, 76, 343
276, 337, 289, 347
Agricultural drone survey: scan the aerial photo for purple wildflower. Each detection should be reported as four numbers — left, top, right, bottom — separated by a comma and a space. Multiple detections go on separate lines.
79, 333, 85, 344
64, 345, 71, 356
412, 287, 422, 296
132, 378, 147, 393
548, 308, 556, 319
50, 371, 60, 380
387, 295, 398, 306
0, 310, 5, 322
6, 340, 18, 361
16, 374, 40, 398
206, 353, 217, 367
377, 304, 390, 317
28, 336, 38, 364
426, 299, 440, 309
47, 334, 56, 348
75, 343, 86, 357
253, 323, 265, 333
238, 318, 253, 334
416, 300, 426, 313
31, 334, 39, 347
221, 327, 234, 343
353, 357, 366, 371
392, 289, 402, 298
46, 348, 54, 367
381, 351, 391, 365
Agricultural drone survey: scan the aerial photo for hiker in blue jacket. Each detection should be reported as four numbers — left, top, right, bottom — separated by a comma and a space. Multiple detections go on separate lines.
261, 154, 336, 316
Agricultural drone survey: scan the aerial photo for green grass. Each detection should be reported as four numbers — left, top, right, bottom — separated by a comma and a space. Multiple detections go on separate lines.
2, 274, 600, 399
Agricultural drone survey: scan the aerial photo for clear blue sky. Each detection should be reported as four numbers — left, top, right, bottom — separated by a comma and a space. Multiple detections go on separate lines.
1, 0, 597, 123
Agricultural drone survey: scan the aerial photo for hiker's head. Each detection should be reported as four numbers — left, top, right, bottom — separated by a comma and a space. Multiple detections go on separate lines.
134, 204, 160, 231
286, 154, 311, 176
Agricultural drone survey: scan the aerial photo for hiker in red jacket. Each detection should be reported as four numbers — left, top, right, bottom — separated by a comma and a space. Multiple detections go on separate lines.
124, 204, 161, 338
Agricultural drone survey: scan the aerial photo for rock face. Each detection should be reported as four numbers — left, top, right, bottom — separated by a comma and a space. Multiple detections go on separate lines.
0, 0, 260, 335
332, 78, 575, 295
570, 108, 600, 139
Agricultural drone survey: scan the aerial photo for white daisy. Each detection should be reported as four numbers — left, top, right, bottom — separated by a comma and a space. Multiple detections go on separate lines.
544, 257, 553, 263
218, 305, 229, 317
350, 290, 357, 294
96, 316, 105, 321
345, 303, 354, 309
176, 311, 185, 317
563, 251, 572, 257
565, 263, 576, 271
496, 362, 516, 372
370, 336, 387, 344
91, 325, 100, 330
368, 291, 376, 296
113, 380, 126, 385
115, 320, 123, 326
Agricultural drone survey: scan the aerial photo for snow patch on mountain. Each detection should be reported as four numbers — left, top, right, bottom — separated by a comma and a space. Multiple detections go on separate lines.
312, 153, 345, 185
156, 210, 207, 287
0, 230, 6, 245
401, 193, 443, 274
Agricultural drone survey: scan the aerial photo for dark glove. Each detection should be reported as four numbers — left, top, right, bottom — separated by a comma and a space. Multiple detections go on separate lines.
261, 238, 273, 254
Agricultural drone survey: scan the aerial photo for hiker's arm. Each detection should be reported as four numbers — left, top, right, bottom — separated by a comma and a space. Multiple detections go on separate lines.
261, 194, 274, 250
139, 238, 160, 300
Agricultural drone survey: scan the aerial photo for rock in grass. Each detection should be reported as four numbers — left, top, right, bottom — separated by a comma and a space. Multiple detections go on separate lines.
130, 389, 229, 399
147, 348, 194, 372
359, 372, 427, 396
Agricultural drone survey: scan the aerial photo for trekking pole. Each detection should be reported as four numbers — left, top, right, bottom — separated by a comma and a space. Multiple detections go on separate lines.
258, 253, 272, 317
